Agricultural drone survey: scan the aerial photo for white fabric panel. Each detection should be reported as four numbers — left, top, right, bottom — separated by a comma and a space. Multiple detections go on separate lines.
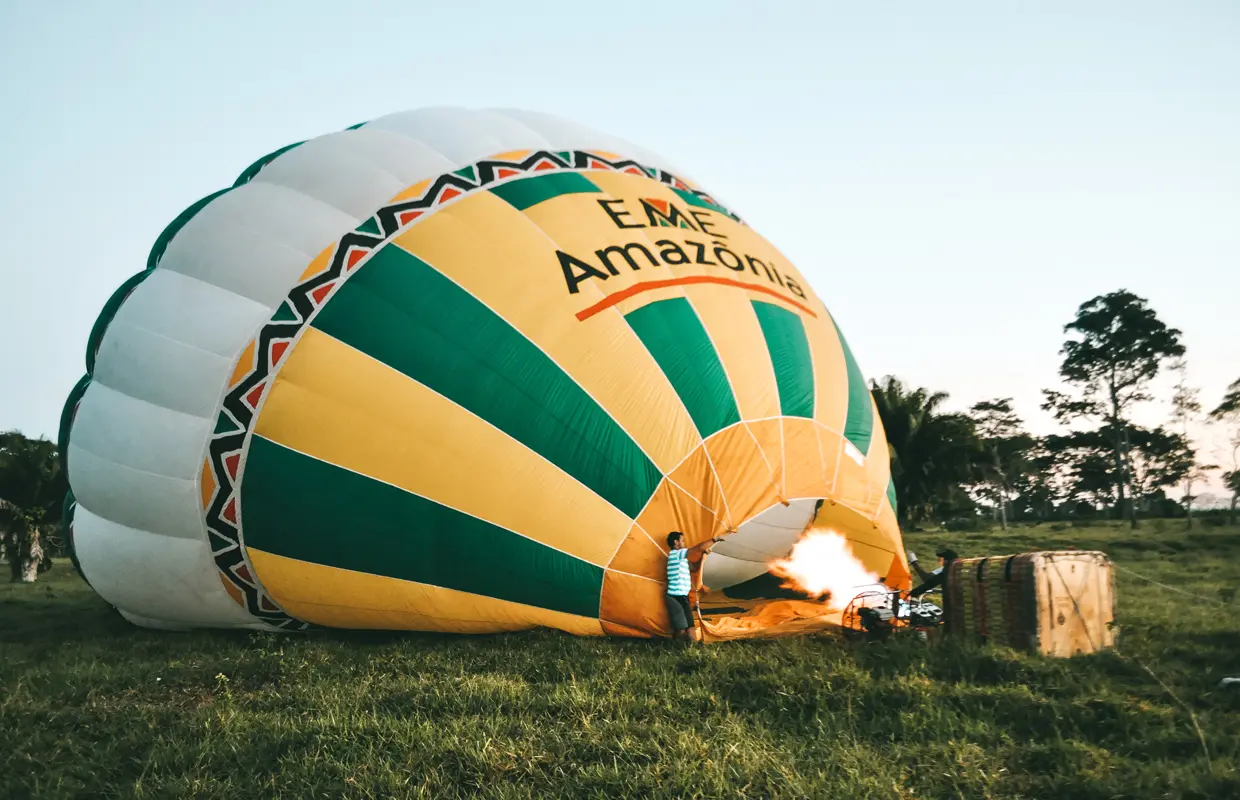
716, 499, 817, 560
364, 107, 550, 166
73, 507, 261, 628
71, 382, 210, 480
492, 108, 680, 173
703, 499, 818, 588
316, 126, 462, 186
162, 221, 316, 308
160, 182, 357, 307
491, 108, 740, 215
116, 610, 193, 631
701, 552, 772, 589
69, 444, 201, 540
109, 267, 272, 358
117, 610, 271, 631
251, 134, 408, 221
92, 318, 232, 419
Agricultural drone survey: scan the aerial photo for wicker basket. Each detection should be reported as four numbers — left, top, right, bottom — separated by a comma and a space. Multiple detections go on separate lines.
945, 551, 1116, 656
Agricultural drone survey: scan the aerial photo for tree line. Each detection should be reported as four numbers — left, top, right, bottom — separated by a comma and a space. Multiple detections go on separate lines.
875, 290, 1240, 530
3, 289, 1238, 583
1, 432, 65, 582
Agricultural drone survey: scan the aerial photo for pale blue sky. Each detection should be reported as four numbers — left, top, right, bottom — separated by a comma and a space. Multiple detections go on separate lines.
2, 2, 1237, 491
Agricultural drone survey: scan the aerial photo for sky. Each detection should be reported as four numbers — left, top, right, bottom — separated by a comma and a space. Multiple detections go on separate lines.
2, 1, 1237, 495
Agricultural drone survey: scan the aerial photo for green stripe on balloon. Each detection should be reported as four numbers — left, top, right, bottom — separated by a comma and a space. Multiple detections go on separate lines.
886, 478, 898, 516
671, 188, 728, 215
489, 172, 600, 211
310, 244, 662, 519
625, 298, 740, 439
830, 316, 874, 454
751, 300, 815, 419
241, 437, 605, 619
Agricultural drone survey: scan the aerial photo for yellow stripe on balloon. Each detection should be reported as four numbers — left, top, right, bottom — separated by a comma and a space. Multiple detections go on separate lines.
588, 171, 851, 434
804, 313, 851, 435
782, 418, 832, 501
873, 501, 910, 590
804, 504, 896, 579
253, 327, 632, 567
832, 449, 874, 519
392, 192, 701, 475
873, 500, 903, 554
248, 549, 604, 635
704, 421, 785, 524
682, 283, 782, 421
600, 568, 669, 636
389, 178, 433, 203
864, 396, 894, 515
488, 149, 533, 162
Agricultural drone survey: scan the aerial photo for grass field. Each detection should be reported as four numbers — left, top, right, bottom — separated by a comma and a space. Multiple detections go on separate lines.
2, 522, 1239, 799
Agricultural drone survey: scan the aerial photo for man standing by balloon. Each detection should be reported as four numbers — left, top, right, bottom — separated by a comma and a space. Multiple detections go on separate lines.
666, 531, 724, 643
908, 547, 959, 597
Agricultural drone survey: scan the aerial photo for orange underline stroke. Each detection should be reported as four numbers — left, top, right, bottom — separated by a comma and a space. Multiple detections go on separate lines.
575, 275, 817, 321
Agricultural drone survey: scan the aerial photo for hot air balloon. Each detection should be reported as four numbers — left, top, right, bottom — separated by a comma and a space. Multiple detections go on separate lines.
60, 108, 910, 639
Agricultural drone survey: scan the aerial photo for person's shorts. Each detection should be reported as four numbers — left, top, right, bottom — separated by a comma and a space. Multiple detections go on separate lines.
665, 594, 693, 631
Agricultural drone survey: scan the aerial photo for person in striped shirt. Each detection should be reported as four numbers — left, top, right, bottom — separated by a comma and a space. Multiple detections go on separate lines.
666, 531, 724, 642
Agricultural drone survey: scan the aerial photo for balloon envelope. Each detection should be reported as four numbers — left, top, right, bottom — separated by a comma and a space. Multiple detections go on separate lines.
62, 108, 909, 637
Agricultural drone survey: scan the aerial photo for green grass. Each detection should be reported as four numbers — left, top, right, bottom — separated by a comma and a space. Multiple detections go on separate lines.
2, 523, 1239, 799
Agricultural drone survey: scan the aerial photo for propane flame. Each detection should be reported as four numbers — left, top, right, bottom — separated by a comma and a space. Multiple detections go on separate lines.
768, 529, 880, 606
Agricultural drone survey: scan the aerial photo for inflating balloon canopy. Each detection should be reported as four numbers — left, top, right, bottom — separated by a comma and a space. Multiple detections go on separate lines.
60, 108, 910, 638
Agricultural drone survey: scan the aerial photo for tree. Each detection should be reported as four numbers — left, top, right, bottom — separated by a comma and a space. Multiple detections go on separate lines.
0, 431, 66, 583
1044, 430, 1118, 514
1167, 360, 1214, 528
1224, 470, 1240, 526
871, 376, 981, 528
1042, 290, 1185, 528
968, 398, 1034, 530
1214, 378, 1240, 418
1126, 425, 1194, 507
1011, 438, 1073, 521
1211, 379, 1240, 525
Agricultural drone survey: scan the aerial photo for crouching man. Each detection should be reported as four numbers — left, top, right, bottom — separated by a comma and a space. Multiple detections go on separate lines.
666, 531, 724, 643
909, 547, 959, 598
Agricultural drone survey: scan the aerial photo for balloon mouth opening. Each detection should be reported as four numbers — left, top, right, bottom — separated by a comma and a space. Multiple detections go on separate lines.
695, 499, 880, 640
694, 498, 838, 635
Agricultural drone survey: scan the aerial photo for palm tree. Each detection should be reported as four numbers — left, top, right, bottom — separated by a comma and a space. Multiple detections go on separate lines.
0, 431, 66, 582
968, 398, 1036, 529
1213, 378, 1240, 418
870, 376, 981, 528
1210, 379, 1240, 525
1224, 470, 1240, 526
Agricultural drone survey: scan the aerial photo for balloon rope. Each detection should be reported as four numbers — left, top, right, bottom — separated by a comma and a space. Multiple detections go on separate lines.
1045, 556, 1212, 769
1112, 563, 1229, 606
1127, 655, 1211, 769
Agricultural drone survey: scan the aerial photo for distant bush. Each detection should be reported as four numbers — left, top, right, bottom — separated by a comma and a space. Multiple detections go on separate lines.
1147, 499, 1184, 519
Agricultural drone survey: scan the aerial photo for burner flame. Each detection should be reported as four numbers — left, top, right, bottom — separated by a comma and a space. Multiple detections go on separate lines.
768, 529, 880, 606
